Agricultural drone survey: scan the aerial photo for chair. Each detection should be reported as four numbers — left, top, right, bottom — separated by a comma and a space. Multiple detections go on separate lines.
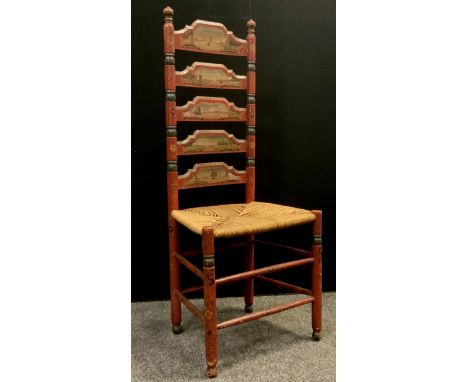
162, 6, 322, 378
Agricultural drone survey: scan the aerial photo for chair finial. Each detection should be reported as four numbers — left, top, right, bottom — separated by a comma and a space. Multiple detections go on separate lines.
163, 6, 174, 22
247, 19, 256, 34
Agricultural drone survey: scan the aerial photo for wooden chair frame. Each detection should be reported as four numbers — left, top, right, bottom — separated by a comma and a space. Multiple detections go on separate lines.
162, 7, 322, 378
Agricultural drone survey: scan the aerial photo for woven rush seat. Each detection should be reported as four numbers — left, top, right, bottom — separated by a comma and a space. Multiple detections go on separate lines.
172, 201, 316, 238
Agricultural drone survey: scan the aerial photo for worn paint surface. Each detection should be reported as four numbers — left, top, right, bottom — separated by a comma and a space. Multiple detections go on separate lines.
179, 162, 246, 188
177, 96, 246, 121
177, 62, 246, 89
175, 20, 247, 56
178, 130, 245, 155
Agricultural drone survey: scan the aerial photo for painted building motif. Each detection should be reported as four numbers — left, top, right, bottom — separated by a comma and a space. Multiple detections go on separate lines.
184, 165, 241, 186
180, 66, 243, 88
181, 25, 242, 54
182, 101, 241, 120
183, 135, 242, 153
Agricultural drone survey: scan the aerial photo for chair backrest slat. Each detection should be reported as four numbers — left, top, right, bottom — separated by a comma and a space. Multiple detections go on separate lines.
174, 20, 248, 56
178, 162, 247, 190
177, 130, 246, 156
176, 96, 246, 122
176, 62, 247, 89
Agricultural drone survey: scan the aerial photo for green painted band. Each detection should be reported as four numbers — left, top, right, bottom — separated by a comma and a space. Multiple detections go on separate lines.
164, 54, 175, 65
166, 128, 177, 137
167, 161, 178, 171
203, 257, 215, 267
166, 92, 176, 101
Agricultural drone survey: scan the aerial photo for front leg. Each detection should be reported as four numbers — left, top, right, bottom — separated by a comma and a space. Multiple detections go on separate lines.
202, 227, 218, 378
244, 234, 254, 313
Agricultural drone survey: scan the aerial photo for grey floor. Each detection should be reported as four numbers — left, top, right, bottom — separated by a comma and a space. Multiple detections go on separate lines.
132, 292, 335, 382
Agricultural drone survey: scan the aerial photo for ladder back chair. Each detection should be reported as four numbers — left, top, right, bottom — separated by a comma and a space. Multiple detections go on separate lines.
163, 6, 322, 378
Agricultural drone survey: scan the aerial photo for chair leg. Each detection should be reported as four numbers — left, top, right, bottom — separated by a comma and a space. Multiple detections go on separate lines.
202, 227, 218, 378
311, 210, 322, 341
244, 234, 254, 313
169, 221, 182, 334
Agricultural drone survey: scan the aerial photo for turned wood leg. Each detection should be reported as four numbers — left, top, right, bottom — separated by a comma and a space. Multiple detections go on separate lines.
311, 210, 322, 341
244, 234, 254, 313
202, 227, 218, 378
169, 220, 182, 334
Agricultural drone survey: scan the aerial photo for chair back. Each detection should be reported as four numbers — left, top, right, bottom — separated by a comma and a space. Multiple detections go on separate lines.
163, 6, 256, 220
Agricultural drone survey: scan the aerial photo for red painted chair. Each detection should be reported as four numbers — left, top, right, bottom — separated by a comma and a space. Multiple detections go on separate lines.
163, 6, 322, 378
